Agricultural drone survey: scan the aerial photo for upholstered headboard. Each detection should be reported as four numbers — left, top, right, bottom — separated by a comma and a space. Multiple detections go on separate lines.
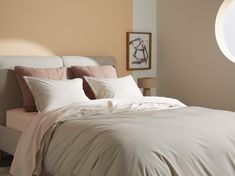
0, 56, 117, 125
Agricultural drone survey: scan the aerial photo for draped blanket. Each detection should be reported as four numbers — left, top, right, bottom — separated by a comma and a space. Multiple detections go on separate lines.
10, 97, 235, 176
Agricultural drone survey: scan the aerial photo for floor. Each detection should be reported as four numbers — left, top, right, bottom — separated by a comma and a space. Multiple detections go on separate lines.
0, 167, 10, 176
0, 155, 12, 176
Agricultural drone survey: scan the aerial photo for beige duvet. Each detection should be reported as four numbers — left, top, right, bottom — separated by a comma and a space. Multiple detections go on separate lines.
10, 97, 235, 176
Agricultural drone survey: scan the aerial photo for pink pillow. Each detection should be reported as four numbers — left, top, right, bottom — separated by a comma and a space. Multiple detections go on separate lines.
71, 65, 117, 99
15, 66, 67, 112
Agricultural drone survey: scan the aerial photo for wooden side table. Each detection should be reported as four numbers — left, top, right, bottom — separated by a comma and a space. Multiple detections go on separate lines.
137, 77, 157, 96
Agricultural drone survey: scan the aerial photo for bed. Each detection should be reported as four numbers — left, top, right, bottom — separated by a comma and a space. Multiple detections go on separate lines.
0, 55, 117, 156
2, 56, 235, 176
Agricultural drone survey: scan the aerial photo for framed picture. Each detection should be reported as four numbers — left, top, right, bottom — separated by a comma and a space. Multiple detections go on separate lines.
126, 32, 151, 70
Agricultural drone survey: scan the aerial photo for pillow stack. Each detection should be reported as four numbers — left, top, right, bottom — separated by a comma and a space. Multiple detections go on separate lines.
71, 65, 117, 99
15, 66, 66, 112
15, 65, 143, 112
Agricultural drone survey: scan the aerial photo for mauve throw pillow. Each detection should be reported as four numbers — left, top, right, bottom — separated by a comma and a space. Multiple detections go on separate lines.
15, 66, 66, 112
71, 65, 117, 99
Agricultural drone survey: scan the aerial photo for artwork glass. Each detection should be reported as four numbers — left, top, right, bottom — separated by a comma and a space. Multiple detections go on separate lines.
127, 32, 151, 70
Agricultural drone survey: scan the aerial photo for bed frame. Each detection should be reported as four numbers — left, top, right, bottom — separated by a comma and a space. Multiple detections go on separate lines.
0, 56, 117, 157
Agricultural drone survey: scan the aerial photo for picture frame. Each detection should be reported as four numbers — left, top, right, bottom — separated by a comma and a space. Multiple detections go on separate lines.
126, 32, 152, 70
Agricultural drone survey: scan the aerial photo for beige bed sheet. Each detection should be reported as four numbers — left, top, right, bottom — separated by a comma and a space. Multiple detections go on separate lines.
6, 108, 38, 132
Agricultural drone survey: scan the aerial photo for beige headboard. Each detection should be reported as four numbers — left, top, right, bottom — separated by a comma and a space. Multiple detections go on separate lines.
0, 56, 117, 125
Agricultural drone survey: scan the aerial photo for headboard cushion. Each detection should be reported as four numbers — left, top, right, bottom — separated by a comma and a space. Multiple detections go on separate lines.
62, 56, 117, 68
0, 56, 63, 70
0, 56, 116, 125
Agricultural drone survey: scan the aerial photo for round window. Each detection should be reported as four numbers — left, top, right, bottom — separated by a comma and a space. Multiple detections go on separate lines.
215, 0, 235, 62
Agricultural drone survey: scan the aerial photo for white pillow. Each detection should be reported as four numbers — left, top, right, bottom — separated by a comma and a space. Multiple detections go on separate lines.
85, 75, 143, 99
24, 76, 90, 112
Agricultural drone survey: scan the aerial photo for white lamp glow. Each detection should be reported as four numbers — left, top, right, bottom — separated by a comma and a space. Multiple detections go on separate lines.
215, 0, 235, 62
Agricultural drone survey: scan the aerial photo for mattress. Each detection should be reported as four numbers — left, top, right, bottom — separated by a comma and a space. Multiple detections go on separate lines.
6, 108, 38, 132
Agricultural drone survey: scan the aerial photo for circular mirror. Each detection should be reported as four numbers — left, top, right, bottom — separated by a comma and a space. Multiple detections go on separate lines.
216, 0, 235, 62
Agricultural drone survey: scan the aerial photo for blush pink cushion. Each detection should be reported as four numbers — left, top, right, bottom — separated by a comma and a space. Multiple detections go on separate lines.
15, 66, 67, 112
71, 65, 117, 99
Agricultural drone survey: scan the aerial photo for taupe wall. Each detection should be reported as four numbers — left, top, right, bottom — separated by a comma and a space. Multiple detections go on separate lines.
157, 0, 235, 111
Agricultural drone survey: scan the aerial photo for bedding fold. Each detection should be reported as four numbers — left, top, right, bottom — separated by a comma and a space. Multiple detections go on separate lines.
11, 97, 235, 176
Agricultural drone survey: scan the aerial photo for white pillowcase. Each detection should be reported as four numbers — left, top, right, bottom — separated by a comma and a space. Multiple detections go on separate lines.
24, 76, 90, 112
85, 75, 143, 99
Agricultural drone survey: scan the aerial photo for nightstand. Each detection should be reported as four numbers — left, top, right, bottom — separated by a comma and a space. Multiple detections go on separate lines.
137, 77, 157, 96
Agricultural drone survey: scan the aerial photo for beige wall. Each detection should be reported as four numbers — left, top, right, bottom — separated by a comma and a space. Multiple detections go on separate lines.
132, 0, 157, 95
157, 0, 235, 111
0, 0, 132, 76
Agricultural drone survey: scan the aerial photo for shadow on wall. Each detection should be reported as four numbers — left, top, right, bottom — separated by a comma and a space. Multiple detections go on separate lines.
0, 39, 55, 56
